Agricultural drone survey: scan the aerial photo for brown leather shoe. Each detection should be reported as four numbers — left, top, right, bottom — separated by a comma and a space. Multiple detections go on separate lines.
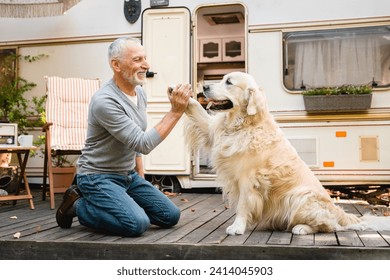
56, 185, 81, 228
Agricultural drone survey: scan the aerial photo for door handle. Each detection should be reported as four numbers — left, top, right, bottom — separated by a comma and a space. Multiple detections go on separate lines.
146, 70, 157, 78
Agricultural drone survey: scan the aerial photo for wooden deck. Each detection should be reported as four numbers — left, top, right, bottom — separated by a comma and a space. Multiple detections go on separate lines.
1, 189, 390, 260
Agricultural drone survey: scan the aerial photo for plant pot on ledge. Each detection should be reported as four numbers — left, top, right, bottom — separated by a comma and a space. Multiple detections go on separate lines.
302, 85, 372, 112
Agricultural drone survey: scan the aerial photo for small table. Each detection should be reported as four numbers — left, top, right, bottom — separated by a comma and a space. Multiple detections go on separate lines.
0, 146, 38, 209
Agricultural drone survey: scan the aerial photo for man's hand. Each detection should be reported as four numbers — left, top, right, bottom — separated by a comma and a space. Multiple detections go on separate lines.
168, 84, 192, 114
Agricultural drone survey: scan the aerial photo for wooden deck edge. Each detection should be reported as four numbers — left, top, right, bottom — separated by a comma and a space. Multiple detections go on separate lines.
1, 240, 389, 260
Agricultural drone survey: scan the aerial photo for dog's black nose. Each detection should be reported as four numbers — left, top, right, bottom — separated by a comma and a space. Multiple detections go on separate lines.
197, 92, 206, 99
203, 85, 210, 92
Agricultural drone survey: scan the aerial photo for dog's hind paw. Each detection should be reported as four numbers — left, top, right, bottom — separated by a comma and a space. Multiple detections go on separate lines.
291, 224, 315, 235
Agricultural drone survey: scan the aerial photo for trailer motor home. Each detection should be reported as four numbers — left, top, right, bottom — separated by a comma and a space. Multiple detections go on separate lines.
1, 0, 389, 193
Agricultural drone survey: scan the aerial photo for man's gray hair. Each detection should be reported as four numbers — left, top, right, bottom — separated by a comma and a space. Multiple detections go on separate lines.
108, 37, 141, 65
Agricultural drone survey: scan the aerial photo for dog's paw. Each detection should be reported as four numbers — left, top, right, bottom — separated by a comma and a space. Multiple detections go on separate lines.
188, 98, 198, 105
185, 98, 198, 114
226, 224, 246, 235
291, 224, 314, 235
226, 225, 245, 235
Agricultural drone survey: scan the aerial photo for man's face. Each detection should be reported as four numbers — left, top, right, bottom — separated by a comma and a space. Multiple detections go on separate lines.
117, 43, 150, 86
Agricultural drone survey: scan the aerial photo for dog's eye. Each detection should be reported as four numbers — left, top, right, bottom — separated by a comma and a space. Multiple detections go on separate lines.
226, 78, 233, 86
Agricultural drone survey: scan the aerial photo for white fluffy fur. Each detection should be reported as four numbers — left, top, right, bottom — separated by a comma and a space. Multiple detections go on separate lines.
184, 72, 390, 235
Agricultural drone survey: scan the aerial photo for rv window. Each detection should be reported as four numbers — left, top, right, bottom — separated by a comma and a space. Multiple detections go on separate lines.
283, 25, 390, 91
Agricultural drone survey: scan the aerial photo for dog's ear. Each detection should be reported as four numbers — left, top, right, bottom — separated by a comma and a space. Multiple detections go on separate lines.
246, 88, 263, 115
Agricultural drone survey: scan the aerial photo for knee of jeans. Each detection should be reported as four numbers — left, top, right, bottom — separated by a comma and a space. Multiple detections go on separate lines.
123, 216, 150, 237
167, 206, 181, 227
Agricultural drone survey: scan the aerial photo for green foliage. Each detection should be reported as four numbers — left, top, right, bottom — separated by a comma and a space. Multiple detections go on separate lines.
302, 85, 372, 96
0, 53, 47, 133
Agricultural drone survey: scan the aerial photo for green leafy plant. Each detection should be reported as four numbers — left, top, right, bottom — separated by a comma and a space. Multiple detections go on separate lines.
0, 52, 47, 133
302, 84, 372, 96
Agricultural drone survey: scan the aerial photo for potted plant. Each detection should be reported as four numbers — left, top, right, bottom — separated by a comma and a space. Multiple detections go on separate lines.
302, 84, 372, 112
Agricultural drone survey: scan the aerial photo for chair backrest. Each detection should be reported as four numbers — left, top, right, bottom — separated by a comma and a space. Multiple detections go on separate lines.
45, 76, 100, 150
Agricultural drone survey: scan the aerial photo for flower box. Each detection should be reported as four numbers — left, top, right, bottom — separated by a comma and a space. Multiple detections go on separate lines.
302, 85, 373, 112
303, 94, 372, 112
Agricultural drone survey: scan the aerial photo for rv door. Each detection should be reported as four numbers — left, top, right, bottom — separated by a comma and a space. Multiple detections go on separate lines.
141, 7, 191, 175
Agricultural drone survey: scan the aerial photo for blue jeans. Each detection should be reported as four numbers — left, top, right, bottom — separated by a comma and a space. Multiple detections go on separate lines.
75, 171, 180, 237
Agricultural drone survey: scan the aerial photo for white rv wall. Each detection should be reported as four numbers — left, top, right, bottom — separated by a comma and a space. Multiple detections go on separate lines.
1, 0, 389, 103
0, 0, 389, 43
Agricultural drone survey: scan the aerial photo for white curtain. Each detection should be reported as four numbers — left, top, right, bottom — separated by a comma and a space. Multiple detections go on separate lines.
294, 36, 382, 88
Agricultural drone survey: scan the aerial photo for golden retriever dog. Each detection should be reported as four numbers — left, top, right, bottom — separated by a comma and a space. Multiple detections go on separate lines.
184, 71, 390, 235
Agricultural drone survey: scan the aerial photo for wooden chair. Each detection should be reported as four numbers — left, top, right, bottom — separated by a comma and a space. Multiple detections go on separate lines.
42, 76, 100, 209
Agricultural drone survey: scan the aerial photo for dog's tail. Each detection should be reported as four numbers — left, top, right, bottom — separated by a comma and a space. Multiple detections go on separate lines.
344, 214, 390, 231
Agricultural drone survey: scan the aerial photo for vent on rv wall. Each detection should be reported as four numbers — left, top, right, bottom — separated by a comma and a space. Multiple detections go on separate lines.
203, 12, 244, 25
288, 138, 318, 167
359, 136, 380, 162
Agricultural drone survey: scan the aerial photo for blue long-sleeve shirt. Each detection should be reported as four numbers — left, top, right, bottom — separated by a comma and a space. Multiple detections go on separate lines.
77, 79, 162, 175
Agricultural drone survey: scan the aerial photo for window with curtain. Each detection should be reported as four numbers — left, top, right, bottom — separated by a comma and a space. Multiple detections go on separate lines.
283, 25, 390, 91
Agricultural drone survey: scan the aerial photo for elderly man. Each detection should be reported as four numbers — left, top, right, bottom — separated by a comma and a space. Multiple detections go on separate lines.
56, 37, 191, 236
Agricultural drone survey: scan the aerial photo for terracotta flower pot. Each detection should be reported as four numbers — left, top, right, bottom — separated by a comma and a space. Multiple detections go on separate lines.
52, 166, 76, 193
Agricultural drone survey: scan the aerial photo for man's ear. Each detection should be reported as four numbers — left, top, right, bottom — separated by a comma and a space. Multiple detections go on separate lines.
111, 59, 120, 72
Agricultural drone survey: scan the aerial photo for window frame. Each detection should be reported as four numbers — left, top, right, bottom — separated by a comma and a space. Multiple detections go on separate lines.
282, 24, 390, 92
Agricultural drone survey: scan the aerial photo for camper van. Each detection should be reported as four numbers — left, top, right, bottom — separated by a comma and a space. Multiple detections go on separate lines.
1, 0, 389, 193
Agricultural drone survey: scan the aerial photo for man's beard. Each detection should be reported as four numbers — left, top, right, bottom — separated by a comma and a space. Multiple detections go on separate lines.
124, 72, 146, 86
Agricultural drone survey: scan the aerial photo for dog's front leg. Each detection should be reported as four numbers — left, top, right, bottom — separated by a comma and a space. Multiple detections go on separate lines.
226, 190, 250, 235
185, 98, 211, 128
184, 98, 212, 149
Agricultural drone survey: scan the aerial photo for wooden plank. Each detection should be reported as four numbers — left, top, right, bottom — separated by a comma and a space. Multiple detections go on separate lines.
350, 201, 376, 216
336, 231, 364, 247
357, 231, 389, 247
93, 233, 124, 243
244, 226, 272, 246
72, 231, 108, 242
173, 193, 216, 211
0, 206, 49, 227
7, 219, 59, 241
314, 232, 338, 246
379, 231, 390, 245
170, 192, 207, 208
24, 221, 84, 241
291, 233, 314, 246
158, 196, 226, 243
0, 213, 55, 239
200, 215, 234, 244
54, 226, 93, 241
267, 231, 292, 245
221, 223, 257, 246
337, 202, 362, 216
178, 205, 233, 244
